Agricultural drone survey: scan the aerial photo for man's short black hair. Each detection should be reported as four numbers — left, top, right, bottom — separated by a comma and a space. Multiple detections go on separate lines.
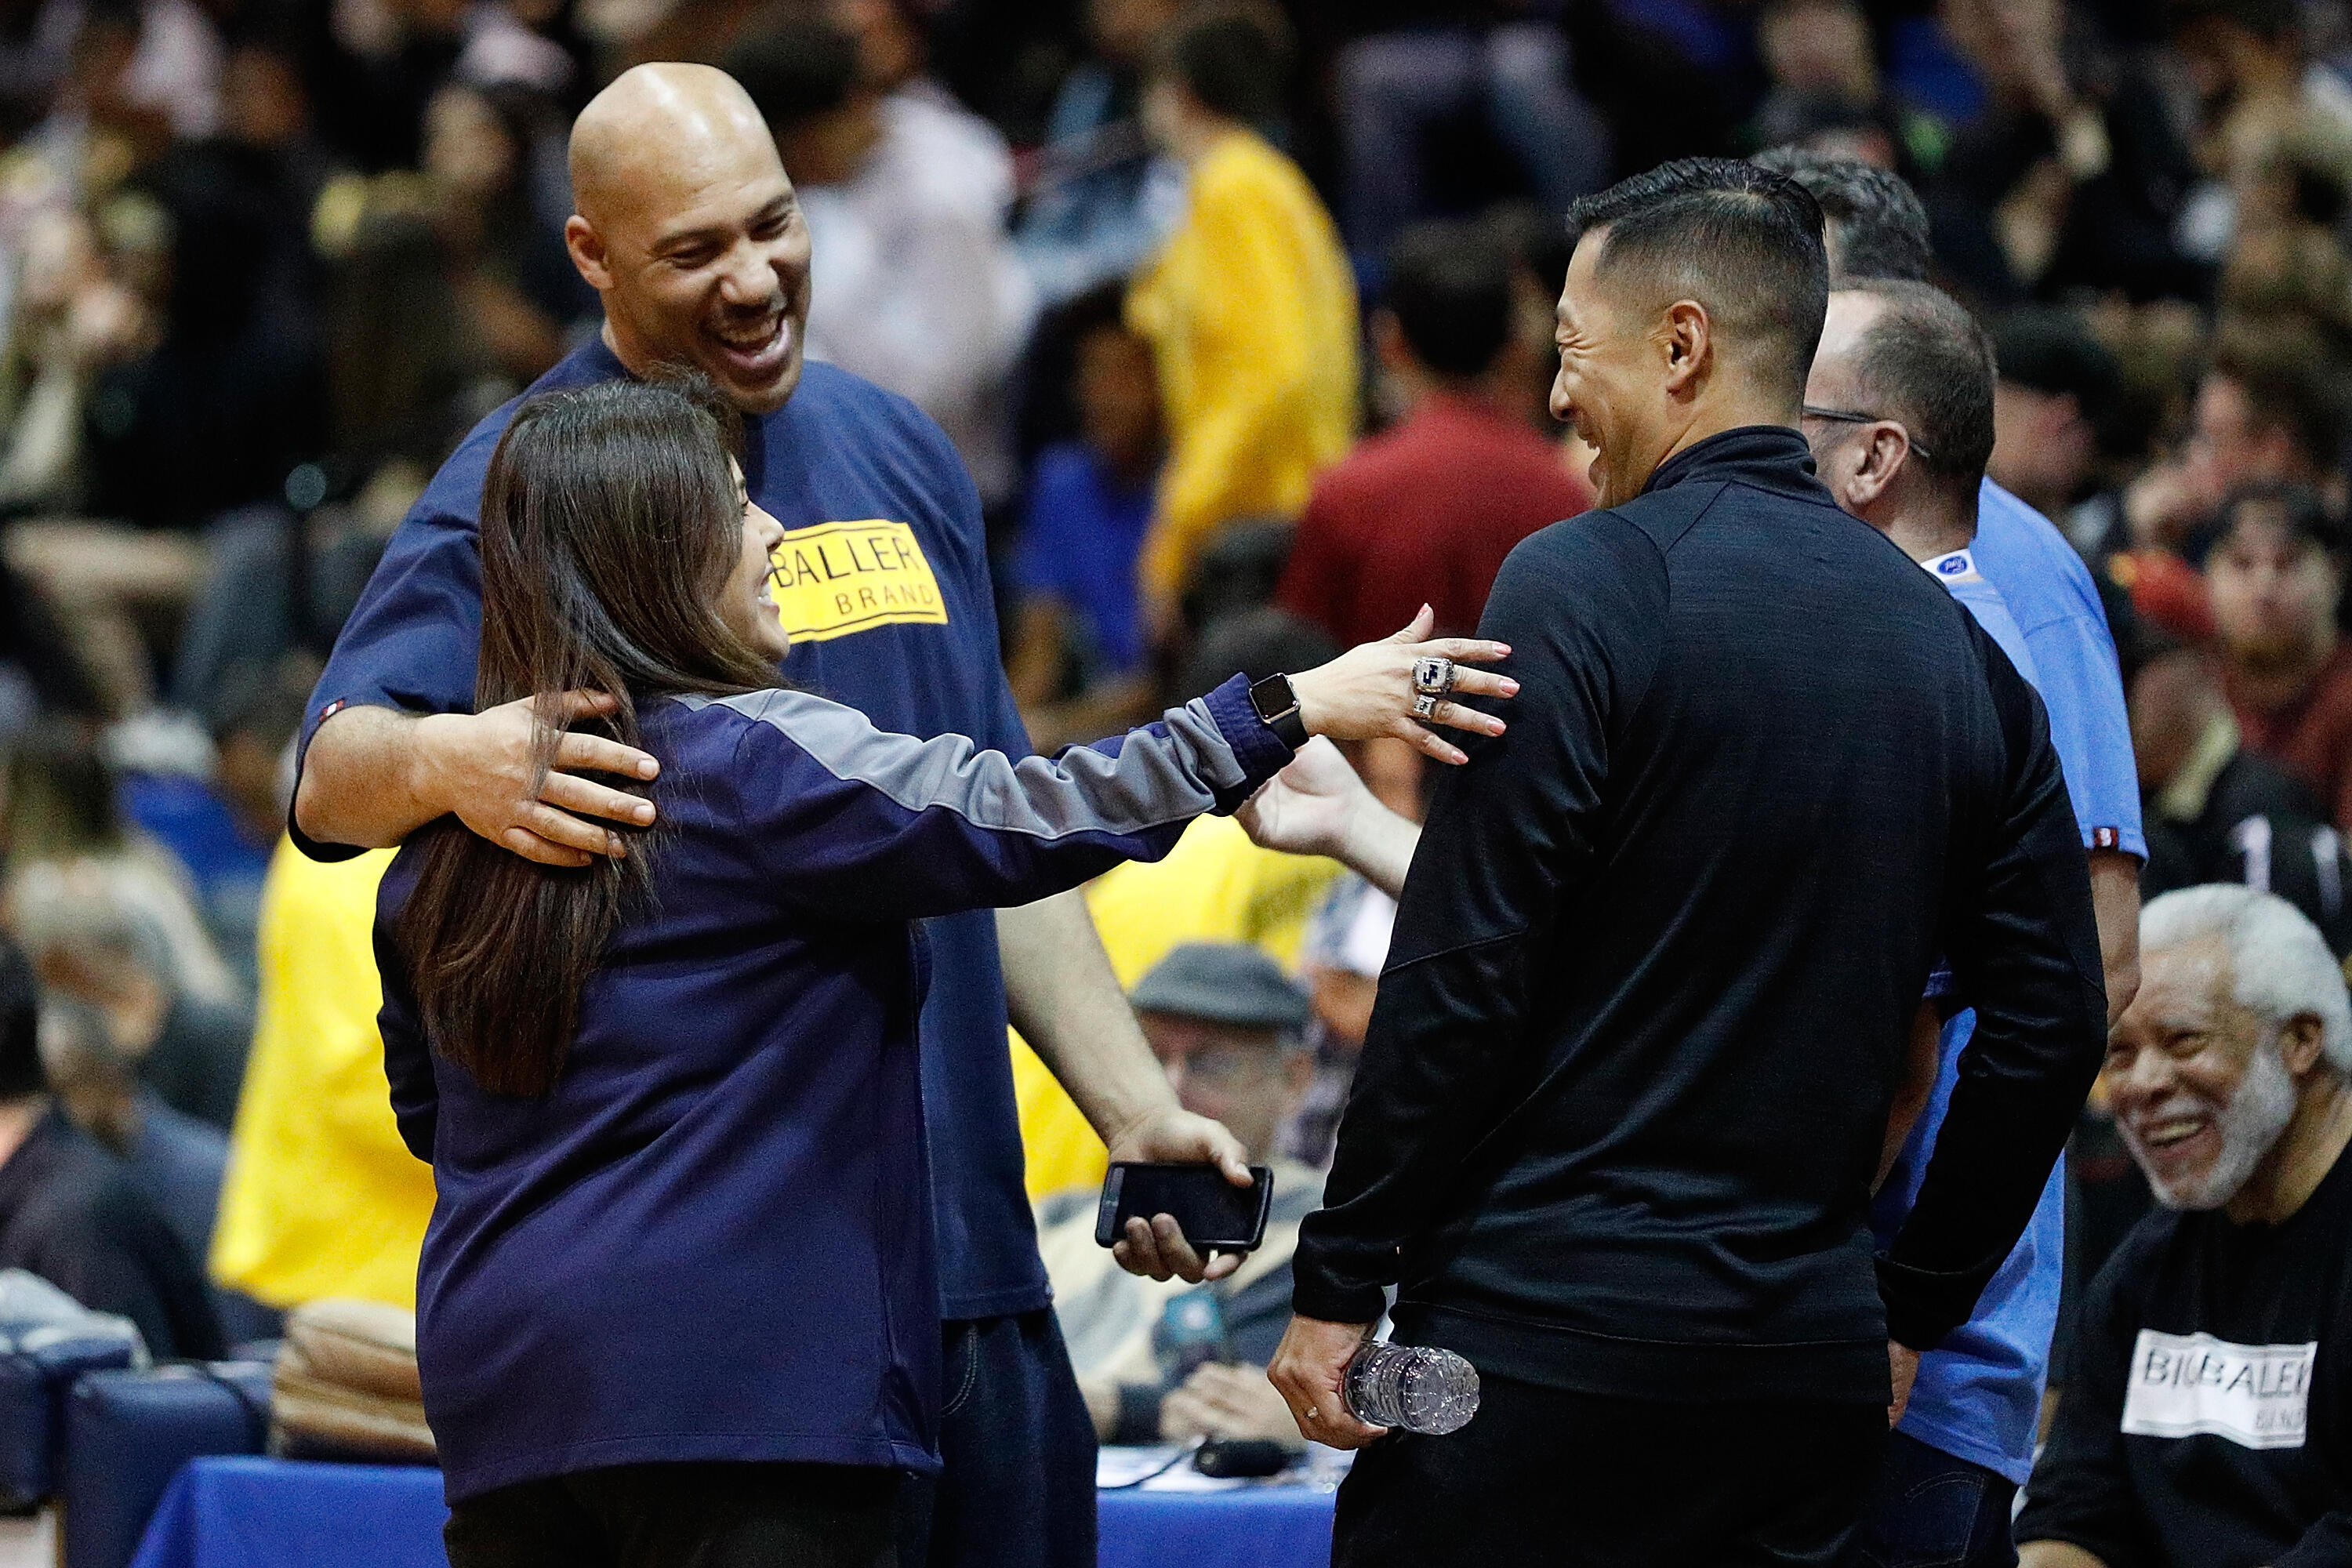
727, 19, 862, 137
1845, 279, 1998, 491
1384, 220, 1513, 380
0, 938, 45, 1103
1564, 158, 1828, 401
1750, 148, 1932, 285
2217, 480, 2349, 558
1992, 307, 2122, 434
2211, 329, 2352, 471
1151, 9, 1286, 127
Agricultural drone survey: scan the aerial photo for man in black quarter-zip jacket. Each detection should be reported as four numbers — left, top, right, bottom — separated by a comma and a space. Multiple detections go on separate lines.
1265, 158, 2111, 1567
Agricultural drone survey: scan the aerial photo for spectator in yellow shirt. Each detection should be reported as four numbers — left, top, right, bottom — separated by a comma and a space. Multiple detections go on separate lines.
1012, 813, 1343, 1196
210, 840, 430, 1310
1127, 9, 1358, 612
1014, 610, 1347, 1196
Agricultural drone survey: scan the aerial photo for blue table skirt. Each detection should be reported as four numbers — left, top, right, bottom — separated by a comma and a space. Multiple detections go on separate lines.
125, 1455, 1335, 1568
126, 1457, 446, 1568
1100, 1486, 1334, 1568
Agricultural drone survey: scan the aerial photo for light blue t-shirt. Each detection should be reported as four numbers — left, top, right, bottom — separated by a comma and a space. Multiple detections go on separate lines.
1876, 1007, 2067, 1484
1882, 492, 2136, 1484
1972, 478, 2146, 860
1919, 546, 2038, 687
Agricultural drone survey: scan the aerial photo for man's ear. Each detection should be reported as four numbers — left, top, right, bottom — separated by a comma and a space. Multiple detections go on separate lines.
566, 215, 612, 293
1845, 425, 1911, 511
1662, 299, 1710, 397
2279, 1011, 2330, 1080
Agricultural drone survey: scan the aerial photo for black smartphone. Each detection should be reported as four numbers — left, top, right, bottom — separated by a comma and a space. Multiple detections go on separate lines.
1094, 1162, 1275, 1252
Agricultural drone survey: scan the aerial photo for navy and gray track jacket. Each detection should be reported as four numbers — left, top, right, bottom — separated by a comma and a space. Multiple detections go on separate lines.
374, 674, 1291, 1501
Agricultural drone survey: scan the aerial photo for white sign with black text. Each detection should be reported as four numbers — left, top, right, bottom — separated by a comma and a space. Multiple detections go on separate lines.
2121, 1330, 2317, 1450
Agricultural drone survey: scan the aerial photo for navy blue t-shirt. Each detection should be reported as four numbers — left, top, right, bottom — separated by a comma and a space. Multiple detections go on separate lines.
302, 337, 1049, 1319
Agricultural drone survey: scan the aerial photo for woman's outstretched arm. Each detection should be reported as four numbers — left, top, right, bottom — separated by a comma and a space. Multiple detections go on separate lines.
713, 615, 1514, 922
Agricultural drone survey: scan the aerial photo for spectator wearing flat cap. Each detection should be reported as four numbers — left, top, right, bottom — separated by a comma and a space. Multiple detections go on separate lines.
1036, 943, 1327, 1447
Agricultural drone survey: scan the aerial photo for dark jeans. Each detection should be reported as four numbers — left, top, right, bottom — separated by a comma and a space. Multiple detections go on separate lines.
1334, 1374, 1887, 1567
895, 1308, 1097, 1568
1845, 1431, 2020, 1568
444, 1461, 898, 1568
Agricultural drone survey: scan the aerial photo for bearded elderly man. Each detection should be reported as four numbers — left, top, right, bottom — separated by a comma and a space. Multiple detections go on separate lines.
2019, 885, 2352, 1568
289, 63, 1250, 1568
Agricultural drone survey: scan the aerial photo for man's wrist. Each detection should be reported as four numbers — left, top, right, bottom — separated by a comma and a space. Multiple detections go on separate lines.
1336, 798, 1418, 898
1099, 1094, 1185, 1157
407, 711, 463, 818
1317, 799, 1374, 869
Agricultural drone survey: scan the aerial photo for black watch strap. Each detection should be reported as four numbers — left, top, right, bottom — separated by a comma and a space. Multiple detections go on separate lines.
1248, 673, 1309, 750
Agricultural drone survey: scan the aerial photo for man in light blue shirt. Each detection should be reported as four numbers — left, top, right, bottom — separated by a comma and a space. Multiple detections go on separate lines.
1972, 478, 2146, 872
1806, 274, 2131, 1567
1756, 151, 2146, 960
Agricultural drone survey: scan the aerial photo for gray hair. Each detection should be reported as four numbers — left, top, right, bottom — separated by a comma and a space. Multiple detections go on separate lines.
2141, 884, 2352, 1072
3, 867, 171, 982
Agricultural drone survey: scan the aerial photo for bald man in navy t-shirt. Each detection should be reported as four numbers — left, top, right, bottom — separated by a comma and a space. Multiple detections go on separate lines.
293, 64, 1249, 1568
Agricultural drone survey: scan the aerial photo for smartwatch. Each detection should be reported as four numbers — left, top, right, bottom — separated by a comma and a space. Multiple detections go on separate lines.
1248, 673, 1308, 750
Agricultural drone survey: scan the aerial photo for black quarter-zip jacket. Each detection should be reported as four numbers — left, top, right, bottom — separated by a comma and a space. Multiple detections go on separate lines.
1293, 426, 2110, 1405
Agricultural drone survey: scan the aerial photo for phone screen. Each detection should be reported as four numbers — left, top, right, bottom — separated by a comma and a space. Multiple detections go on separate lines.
1095, 1163, 1275, 1251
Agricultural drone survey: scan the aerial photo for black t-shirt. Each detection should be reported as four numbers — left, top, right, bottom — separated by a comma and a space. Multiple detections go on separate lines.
0, 1110, 223, 1360
2141, 749, 2352, 958
2020, 1142, 2352, 1568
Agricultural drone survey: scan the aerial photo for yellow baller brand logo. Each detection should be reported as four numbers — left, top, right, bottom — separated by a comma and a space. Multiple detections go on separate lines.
767, 519, 949, 643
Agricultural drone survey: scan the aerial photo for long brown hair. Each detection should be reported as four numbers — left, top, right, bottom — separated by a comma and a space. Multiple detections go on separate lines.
397, 377, 780, 1096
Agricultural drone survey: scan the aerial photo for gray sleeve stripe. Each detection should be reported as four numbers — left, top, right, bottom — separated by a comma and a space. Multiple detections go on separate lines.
677, 688, 1248, 840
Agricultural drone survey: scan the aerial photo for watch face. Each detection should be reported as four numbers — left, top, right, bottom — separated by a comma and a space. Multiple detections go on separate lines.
1250, 673, 1295, 720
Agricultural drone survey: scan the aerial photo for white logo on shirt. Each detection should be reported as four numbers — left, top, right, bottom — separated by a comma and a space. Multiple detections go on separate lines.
2121, 1330, 2315, 1450
1919, 548, 1982, 583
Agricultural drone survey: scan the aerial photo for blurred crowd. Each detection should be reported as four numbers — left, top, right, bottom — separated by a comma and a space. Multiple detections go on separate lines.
2, 0, 2352, 1498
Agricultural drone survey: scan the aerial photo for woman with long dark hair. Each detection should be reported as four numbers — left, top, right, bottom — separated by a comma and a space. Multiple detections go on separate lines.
373, 377, 1512, 1566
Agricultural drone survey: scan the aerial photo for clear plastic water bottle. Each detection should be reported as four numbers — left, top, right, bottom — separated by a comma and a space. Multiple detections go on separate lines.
1343, 1342, 1480, 1434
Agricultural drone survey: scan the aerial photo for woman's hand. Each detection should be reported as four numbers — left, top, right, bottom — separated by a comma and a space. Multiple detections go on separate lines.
1287, 605, 1516, 765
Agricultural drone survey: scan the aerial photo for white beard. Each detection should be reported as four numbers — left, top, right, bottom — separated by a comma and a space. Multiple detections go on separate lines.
2144, 1041, 2299, 1211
